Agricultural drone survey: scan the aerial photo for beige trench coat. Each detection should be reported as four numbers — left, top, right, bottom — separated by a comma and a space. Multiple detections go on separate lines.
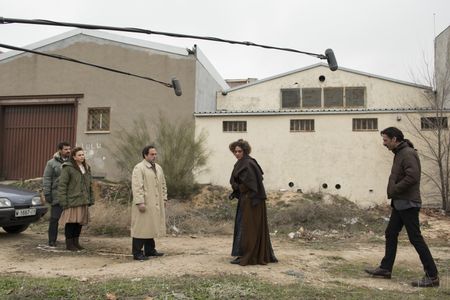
131, 159, 167, 239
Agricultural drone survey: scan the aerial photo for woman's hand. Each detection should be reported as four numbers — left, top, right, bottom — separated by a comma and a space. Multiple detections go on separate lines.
137, 203, 146, 212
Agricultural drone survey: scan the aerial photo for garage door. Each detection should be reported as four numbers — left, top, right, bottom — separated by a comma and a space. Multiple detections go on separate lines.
1, 104, 76, 180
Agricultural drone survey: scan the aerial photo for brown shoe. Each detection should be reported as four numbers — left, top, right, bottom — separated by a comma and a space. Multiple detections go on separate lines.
411, 275, 439, 287
364, 267, 392, 279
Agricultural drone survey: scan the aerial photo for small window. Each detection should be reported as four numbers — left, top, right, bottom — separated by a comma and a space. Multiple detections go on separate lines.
290, 119, 315, 132
421, 117, 448, 130
302, 88, 321, 108
87, 107, 110, 131
281, 88, 300, 109
346, 87, 365, 107
324, 88, 343, 107
223, 121, 247, 132
352, 118, 378, 131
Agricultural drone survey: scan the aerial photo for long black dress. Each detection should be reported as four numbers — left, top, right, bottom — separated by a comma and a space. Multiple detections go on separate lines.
230, 155, 278, 266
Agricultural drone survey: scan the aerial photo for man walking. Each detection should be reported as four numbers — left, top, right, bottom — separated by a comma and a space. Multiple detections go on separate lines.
365, 127, 439, 287
131, 145, 167, 261
43, 141, 71, 247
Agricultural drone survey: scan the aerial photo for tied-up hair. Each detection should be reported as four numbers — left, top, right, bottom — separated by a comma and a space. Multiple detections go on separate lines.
381, 127, 414, 148
229, 139, 252, 155
70, 146, 89, 173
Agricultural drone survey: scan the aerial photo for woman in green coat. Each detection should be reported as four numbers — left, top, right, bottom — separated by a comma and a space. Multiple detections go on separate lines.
57, 147, 94, 251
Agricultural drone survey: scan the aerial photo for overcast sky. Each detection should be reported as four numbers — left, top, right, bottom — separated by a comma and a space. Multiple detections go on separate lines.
1, 0, 449, 84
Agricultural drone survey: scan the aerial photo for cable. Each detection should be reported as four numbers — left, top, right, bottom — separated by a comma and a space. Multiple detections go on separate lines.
0, 42, 172, 88
0, 17, 328, 59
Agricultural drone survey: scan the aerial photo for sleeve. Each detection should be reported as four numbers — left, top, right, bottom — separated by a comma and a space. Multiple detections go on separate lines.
160, 168, 168, 201
131, 165, 145, 205
42, 161, 53, 198
57, 167, 69, 208
89, 170, 95, 205
392, 152, 421, 194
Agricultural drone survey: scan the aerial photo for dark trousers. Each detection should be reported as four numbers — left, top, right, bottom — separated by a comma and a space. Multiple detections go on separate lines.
64, 223, 82, 239
132, 238, 155, 258
380, 207, 438, 277
48, 204, 63, 243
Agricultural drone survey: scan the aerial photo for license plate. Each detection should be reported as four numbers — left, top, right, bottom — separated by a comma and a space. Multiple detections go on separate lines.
15, 208, 37, 217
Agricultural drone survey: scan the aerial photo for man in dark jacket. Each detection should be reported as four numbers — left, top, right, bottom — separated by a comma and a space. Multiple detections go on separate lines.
42, 141, 71, 247
365, 127, 439, 287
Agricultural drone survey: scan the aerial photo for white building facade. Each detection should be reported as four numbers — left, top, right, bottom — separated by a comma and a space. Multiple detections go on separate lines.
195, 64, 444, 207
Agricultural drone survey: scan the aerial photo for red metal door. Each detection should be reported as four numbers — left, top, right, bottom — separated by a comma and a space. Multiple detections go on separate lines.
1, 104, 76, 180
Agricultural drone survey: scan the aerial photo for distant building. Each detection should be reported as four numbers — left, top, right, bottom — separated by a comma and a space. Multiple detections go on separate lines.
225, 78, 258, 88
0, 29, 226, 180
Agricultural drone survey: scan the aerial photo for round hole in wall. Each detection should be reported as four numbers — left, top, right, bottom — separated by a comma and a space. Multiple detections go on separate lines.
319, 75, 326, 82
335, 184, 341, 190
322, 183, 328, 189
288, 182, 294, 188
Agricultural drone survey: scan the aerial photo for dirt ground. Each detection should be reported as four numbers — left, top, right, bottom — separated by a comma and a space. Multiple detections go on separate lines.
1, 212, 449, 293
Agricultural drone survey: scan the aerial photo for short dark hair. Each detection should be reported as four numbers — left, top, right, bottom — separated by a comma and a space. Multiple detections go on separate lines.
57, 141, 70, 150
380, 127, 404, 141
142, 145, 156, 158
229, 139, 252, 155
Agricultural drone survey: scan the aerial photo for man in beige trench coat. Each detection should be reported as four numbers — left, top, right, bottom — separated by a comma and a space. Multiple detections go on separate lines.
131, 145, 167, 261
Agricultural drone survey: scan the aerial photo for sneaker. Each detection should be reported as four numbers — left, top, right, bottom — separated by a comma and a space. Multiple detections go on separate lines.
48, 241, 57, 248
133, 254, 149, 261
364, 267, 392, 279
411, 275, 439, 287
230, 257, 241, 265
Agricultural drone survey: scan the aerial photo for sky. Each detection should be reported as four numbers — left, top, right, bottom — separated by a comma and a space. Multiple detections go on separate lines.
1, 0, 449, 84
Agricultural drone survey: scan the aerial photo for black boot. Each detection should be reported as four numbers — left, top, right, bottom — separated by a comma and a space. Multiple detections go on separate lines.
73, 237, 84, 250
66, 238, 78, 251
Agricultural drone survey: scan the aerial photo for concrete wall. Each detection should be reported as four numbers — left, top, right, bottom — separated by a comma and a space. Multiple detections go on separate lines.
0, 34, 198, 180
217, 65, 428, 111
195, 111, 443, 207
435, 26, 450, 106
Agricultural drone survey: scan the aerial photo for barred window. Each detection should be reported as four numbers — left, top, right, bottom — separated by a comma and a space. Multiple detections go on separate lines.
324, 87, 343, 107
281, 88, 300, 108
87, 107, 110, 131
223, 121, 247, 132
302, 88, 321, 108
421, 117, 448, 130
352, 118, 378, 131
346, 87, 365, 107
290, 119, 315, 132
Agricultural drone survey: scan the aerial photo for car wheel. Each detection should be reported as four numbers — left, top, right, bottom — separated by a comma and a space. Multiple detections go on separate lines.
2, 224, 30, 234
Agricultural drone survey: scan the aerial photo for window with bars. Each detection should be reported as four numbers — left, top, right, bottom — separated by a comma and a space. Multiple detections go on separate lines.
281, 88, 300, 108
324, 87, 344, 107
346, 87, 365, 107
87, 107, 110, 131
421, 117, 448, 130
290, 119, 315, 132
223, 121, 247, 132
352, 118, 378, 131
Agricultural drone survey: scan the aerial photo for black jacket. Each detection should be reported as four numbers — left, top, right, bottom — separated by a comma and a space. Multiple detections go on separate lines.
387, 141, 421, 203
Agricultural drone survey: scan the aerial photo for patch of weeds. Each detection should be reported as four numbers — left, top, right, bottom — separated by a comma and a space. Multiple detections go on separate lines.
2, 274, 449, 300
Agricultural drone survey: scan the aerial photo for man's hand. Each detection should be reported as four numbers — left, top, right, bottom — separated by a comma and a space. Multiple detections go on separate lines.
137, 203, 146, 212
44, 194, 53, 204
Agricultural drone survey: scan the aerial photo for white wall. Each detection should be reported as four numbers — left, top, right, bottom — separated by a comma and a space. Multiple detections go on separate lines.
217, 65, 429, 111
195, 112, 442, 207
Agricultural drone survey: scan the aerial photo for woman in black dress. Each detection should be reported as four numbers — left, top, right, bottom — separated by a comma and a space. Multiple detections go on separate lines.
229, 139, 277, 266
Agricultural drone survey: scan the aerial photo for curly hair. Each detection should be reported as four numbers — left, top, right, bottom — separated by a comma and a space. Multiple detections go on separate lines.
229, 139, 252, 155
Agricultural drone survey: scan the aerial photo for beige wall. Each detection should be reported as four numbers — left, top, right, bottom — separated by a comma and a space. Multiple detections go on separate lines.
0, 34, 197, 180
195, 112, 442, 207
217, 65, 428, 111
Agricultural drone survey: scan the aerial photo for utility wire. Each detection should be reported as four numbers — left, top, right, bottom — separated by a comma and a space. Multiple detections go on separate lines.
0, 42, 173, 87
